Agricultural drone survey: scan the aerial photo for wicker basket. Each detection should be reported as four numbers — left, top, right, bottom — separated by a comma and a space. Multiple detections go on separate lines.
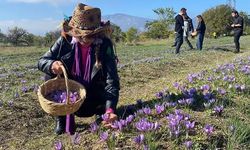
37, 65, 86, 116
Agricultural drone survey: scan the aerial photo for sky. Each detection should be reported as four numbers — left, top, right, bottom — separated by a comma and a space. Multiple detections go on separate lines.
0, 0, 249, 35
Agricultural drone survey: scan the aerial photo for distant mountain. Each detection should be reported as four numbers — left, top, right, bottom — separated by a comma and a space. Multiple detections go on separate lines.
102, 13, 153, 32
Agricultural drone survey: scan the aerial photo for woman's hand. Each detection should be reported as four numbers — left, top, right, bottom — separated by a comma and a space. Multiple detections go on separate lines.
51, 61, 63, 75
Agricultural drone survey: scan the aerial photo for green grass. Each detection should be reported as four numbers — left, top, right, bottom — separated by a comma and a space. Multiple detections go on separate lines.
0, 36, 250, 149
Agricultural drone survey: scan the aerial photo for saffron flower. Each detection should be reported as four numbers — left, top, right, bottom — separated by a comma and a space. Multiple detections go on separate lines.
184, 140, 193, 149
54, 141, 63, 150
217, 88, 226, 95
71, 133, 81, 145
185, 121, 195, 130
155, 92, 164, 99
155, 104, 165, 114
89, 122, 99, 133
101, 113, 109, 122
213, 105, 224, 116
204, 124, 214, 136
142, 107, 151, 115
100, 131, 109, 141
133, 134, 144, 145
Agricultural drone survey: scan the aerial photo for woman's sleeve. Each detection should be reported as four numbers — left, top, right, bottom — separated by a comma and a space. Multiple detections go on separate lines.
103, 39, 120, 111
37, 37, 63, 76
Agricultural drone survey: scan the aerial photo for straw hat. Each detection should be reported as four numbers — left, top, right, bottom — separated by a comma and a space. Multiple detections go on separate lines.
63, 3, 107, 37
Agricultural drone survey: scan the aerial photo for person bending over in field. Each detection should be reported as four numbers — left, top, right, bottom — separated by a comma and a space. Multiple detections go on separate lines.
37, 3, 120, 135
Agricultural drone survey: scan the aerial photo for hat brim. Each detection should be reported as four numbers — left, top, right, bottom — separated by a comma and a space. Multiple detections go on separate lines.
63, 23, 106, 37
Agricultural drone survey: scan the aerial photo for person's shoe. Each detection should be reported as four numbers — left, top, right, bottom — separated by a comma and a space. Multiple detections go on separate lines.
171, 44, 176, 47
55, 116, 66, 135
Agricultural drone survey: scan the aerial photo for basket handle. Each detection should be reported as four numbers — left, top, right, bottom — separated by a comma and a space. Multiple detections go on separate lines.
58, 65, 70, 105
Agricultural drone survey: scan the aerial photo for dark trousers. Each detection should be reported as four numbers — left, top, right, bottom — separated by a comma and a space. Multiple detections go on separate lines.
175, 32, 183, 54
196, 33, 205, 50
234, 30, 243, 53
184, 36, 193, 49
75, 96, 106, 117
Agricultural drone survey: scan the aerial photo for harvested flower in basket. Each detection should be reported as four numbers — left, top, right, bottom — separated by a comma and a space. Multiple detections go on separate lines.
46, 90, 79, 104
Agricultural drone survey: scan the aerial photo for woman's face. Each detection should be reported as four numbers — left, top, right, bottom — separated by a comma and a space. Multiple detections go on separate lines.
75, 36, 94, 46
197, 17, 201, 22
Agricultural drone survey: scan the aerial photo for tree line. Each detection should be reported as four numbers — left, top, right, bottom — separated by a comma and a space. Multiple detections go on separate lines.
0, 4, 249, 47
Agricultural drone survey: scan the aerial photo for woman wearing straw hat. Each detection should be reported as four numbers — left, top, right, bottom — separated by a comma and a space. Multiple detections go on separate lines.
38, 3, 120, 135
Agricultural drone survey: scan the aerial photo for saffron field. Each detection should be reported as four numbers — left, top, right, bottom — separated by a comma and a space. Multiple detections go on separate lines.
0, 36, 250, 149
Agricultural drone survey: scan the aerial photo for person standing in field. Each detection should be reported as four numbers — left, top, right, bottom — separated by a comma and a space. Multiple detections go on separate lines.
38, 3, 120, 135
231, 10, 244, 53
183, 14, 194, 50
174, 8, 186, 54
194, 15, 206, 50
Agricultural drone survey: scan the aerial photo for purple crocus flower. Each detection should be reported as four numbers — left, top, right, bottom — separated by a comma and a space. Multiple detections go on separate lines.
100, 132, 109, 141
235, 84, 241, 91
201, 84, 210, 91
184, 140, 193, 149
204, 124, 214, 136
204, 93, 213, 101
89, 122, 99, 133
164, 102, 177, 107
178, 99, 186, 105
21, 86, 28, 93
21, 79, 27, 84
135, 118, 159, 132
185, 121, 195, 130
71, 133, 81, 145
213, 105, 224, 115
134, 134, 144, 145
111, 120, 123, 131
8, 100, 14, 107
142, 107, 151, 115
173, 82, 180, 89
186, 98, 194, 105
101, 113, 109, 122
208, 99, 216, 104
54, 141, 63, 150
217, 88, 226, 95
207, 76, 213, 82
155, 92, 164, 99
126, 115, 134, 123
155, 104, 165, 114
188, 88, 197, 97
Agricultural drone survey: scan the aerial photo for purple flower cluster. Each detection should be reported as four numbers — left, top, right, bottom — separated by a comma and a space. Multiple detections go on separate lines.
111, 115, 134, 131
133, 134, 144, 145
155, 104, 165, 114
213, 105, 224, 116
166, 109, 194, 138
240, 65, 250, 74
135, 118, 160, 132
54, 141, 63, 150
178, 98, 194, 106
100, 131, 109, 141
89, 122, 99, 133
203, 124, 214, 136
47, 90, 79, 104
184, 140, 193, 149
